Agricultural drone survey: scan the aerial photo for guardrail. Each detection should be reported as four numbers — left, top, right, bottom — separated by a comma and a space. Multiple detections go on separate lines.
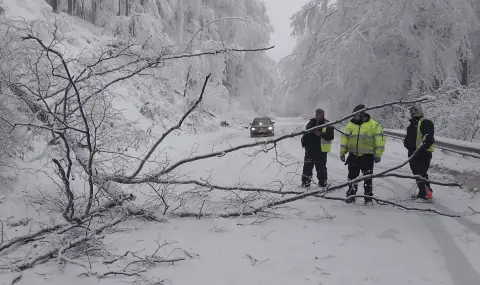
383, 129, 480, 159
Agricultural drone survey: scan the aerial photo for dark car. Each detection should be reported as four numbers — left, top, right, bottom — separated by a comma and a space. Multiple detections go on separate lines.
250, 117, 275, 138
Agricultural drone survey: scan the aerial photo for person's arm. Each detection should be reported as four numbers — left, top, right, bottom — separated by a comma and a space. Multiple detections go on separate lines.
321, 126, 335, 141
302, 120, 315, 147
340, 125, 350, 156
420, 119, 435, 149
374, 123, 385, 158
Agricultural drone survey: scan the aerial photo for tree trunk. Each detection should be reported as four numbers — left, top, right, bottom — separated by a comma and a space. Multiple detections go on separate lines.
461, 58, 468, 86
126, 0, 129, 16
92, 1, 97, 23
49, 0, 58, 12
68, 0, 73, 15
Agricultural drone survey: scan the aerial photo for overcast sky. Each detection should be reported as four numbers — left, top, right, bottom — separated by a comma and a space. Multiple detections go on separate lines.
263, 0, 309, 61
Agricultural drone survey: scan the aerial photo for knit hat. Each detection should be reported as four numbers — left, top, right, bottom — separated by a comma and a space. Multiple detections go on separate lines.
352, 104, 366, 114
315, 108, 324, 114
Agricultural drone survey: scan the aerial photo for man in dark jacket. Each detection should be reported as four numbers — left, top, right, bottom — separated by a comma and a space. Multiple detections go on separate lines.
403, 103, 435, 200
301, 108, 335, 187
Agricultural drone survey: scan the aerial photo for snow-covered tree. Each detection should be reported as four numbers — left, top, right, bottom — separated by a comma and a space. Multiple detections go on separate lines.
41, 0, 277, 113
280, 0, 480, 122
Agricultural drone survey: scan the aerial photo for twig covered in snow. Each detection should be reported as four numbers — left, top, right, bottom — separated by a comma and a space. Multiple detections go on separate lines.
121, 178, 302, 196
185, 17, 272, 52
0, 224, 65, 253
22, 34, 98, 218
0, 196, 133, 254
16, 215, 124, 270
0, 220, 4, 246
125, 73, 212, 180
319, 195, 459, 217
10, 274, 22, 285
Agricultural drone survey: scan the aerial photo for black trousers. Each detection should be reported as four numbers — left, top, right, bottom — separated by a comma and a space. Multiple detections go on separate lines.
302, 151, 327, 186
346, 154, 374, 200
408, 150, 433, 197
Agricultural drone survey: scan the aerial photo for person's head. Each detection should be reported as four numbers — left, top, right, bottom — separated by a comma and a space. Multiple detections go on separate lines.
315, 108, 325, 121
409, 103, 424, 118
352, 104, 366, 121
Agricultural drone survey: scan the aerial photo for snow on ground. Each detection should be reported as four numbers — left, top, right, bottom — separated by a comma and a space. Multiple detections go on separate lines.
2, 117, 480, 285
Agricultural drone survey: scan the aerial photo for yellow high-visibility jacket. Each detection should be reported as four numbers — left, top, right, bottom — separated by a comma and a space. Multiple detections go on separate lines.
340, 119, 385, 158
416, 118, 434, 152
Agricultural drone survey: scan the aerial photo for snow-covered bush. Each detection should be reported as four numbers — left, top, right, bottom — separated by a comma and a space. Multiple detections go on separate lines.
427, 80, 480, 141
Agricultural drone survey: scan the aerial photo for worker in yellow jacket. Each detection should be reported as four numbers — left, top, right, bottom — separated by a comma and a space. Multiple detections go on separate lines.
340, 104, 385, 204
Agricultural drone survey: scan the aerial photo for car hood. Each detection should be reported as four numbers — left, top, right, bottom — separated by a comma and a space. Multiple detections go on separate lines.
251, 124, 273, 127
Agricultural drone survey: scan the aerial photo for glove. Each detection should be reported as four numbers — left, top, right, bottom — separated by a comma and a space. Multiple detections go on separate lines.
375, 157, 381, 163
340, 154, 346, 162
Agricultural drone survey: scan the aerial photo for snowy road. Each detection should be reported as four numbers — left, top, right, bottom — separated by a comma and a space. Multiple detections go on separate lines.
10, 118, 480, 285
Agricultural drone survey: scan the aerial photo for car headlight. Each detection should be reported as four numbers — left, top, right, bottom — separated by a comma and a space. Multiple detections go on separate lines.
251, 127, 256, 131
268, 126, 273, 130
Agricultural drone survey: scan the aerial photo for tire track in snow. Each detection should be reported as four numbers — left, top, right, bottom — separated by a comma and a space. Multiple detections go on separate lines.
385, 178, 480, 285
432, 203, 480, 237
276, 118, 480, 283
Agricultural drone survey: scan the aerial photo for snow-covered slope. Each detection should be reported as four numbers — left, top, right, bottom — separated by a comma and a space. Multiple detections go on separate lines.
0, 0, 278, 187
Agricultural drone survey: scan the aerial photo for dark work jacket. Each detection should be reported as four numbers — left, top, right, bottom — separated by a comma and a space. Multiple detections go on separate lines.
301, 118, 334, 153
404, 116, 435, 153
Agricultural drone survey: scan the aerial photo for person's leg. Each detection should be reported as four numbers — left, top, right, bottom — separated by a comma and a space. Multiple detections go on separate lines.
424, 152, 433, 197
410, 153, 427, 197
408, 150, 422, 197
301, 151, 314, 187
316, 152, 328, 187
360, 154, 375, 203
416, 152, 433, 199
346, 155, 360, 203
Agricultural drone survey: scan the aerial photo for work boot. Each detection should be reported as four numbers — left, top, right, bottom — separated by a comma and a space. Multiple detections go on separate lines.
364, 190, 373, 204
425, 186, 433, 200
345, 185, 357, 204
414, 184, 433, 200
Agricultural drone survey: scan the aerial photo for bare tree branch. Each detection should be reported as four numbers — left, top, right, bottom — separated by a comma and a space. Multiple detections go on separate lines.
185, 17, 272, 52
125, 73, 211, 180
319, 195, 458, 217
22, 34, 98, 217
53, 158, 75, 222
17, 215, 124, 270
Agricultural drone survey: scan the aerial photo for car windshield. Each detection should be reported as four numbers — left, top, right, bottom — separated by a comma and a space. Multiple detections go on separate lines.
253, 118, 271, 125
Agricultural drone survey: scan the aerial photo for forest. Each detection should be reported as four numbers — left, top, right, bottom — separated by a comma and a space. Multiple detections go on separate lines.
279, 0, 480, 141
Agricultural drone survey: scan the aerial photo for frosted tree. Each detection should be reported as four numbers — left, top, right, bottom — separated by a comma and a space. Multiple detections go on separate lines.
40, 0, 277, 114
280, 0, 480, 122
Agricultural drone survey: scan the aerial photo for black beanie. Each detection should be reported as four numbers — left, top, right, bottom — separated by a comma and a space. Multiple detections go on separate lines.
353, 104, 366, 113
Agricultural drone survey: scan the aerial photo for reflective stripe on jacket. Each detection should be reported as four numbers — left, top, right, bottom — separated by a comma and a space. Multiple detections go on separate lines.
416, 118, 434, 152
320, 127, 331, 153
340, 119, 385, 158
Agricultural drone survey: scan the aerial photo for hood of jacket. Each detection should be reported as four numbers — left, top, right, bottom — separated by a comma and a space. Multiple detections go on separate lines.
350, 113, 371, 125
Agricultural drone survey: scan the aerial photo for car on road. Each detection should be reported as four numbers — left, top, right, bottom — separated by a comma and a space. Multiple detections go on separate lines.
250, 117, 275, 138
